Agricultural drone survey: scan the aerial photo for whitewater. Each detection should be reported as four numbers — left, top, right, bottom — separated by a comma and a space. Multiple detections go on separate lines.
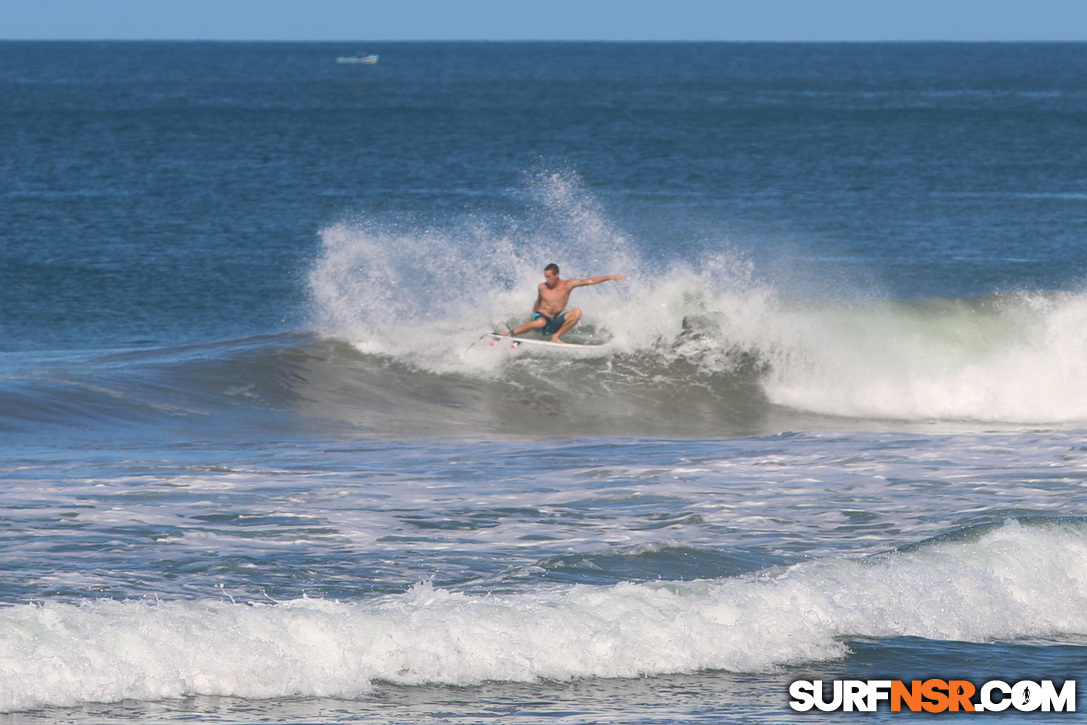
304, 186, 1087, 432
4, 520, 1086, 712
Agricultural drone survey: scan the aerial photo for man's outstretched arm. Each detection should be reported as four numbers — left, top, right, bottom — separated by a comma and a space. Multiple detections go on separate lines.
572, 274, 627, 287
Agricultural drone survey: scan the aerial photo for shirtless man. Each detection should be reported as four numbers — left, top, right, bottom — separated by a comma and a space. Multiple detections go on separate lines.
504, 263, 627, 343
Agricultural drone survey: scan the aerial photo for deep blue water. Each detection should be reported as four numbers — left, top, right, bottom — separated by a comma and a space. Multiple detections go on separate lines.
1, 41, 1086, 723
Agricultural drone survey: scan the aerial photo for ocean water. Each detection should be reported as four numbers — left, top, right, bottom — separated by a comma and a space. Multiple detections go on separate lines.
2, 41, 1087, 723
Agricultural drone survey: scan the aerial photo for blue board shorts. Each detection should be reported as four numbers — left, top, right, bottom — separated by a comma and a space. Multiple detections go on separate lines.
531, 312, 566, 336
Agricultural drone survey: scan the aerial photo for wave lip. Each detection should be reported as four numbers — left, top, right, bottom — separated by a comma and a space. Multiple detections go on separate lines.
2, 520, 1084, 712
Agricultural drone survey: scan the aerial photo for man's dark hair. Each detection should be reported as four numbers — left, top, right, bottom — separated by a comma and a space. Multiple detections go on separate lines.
544, 263, 559, 274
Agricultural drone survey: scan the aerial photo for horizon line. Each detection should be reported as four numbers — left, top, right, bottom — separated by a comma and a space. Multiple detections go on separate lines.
4, 37, 1085, 43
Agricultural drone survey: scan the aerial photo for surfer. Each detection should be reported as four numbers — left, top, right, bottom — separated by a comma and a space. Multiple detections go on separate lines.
503, 263, 627, 343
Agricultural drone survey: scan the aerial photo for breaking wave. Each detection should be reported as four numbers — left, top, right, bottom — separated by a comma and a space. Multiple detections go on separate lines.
2, 519, 1084, 712
5, 173, 1087, 437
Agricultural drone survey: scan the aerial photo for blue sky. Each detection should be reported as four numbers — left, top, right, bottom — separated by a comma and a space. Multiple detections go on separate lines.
4, 0, 1086, 41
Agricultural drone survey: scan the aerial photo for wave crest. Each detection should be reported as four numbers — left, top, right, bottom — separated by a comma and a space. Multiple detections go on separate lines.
3, 520, 1084, 712
304, 173, 1087, 428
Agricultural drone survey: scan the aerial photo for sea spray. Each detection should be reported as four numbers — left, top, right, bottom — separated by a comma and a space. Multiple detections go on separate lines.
306, 172, 765, 367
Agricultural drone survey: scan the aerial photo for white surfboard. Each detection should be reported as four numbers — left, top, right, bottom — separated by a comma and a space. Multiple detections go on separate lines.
483, 332, 611, 356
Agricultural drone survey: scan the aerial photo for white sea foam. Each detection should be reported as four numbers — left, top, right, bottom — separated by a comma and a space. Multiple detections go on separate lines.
3, 521, 1084, 712
760, 292, 1087, 423
307, 172, 1087, 425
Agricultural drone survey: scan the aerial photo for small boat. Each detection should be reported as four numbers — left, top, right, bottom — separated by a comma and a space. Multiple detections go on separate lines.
336, 53, 378, 65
